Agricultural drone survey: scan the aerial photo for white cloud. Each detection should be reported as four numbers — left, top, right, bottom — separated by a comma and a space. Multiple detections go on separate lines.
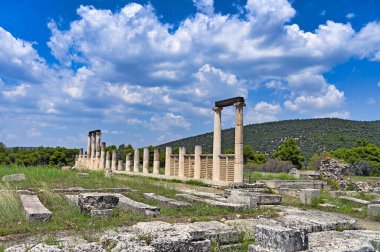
247, 101, 281, 123
377, 81, 380, 87
2, 84, 30, 98
27, 128, 42, 138
193, 0, 214, 16
150, 112, 191, 131
346, 13, 355, 19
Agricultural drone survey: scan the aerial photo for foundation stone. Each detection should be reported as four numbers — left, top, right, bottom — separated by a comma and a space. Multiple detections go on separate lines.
299, 189, 320, 205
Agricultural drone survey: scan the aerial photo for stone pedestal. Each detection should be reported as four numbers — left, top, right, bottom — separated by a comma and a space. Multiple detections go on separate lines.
143, 148, 149, 174
153, 149, 160, 175
125, 153, 132, 172
300, 189, 320, 205
194, 145, 202, 179
212, 107, 223, 182
165, 146, 172, 176
111, 150, 117, 171
234, 102, 245, 183
178, 146, 186, 177
134, 148, 139, 173
368, 204, 380, 218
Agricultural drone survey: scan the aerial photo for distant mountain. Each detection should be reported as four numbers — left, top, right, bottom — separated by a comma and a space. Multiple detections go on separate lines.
158, 118, 380, 160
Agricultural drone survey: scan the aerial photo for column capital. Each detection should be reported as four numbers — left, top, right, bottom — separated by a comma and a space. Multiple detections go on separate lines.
234, 102, 246, 108
212, 106, 223, 112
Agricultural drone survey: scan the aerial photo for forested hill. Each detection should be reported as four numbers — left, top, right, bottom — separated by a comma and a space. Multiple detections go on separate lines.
158, 118, 380, 159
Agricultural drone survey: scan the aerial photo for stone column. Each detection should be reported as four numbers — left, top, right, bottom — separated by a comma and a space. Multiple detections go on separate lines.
143, 147, 149, 174
165, 146, 172, 176
178, 146, 186, 177
194, 145, 202, 179
111, 150, 117, 171
95, 131, 101, 169
118, 160, 123, 171
153, 149, 160, 175
78, 148, 83, 167
133, 148, 139, 173
234, 102, 245, 183
125, 153, 132, 172
105, 151, 112, 177
212, 107, 223, 181
86, 132, 91, 169
99, 142, 106, 170
90, 132, 96, 169
75, 155, 79, 167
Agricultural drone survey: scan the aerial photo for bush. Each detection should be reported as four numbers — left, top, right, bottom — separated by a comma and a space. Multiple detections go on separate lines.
349, 161, 372, 176
249, 159, 294, 173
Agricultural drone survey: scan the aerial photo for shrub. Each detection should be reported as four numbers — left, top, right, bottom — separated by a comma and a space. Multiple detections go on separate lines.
349, 161, 372, 176
258, 159, 294, 173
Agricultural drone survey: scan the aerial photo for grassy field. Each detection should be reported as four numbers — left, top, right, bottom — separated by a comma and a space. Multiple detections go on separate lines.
244, 171, 299, 182
0, 165, 277, 248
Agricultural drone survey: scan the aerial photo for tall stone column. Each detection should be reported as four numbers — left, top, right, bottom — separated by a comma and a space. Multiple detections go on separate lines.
111, 150, 117, 171
90, 132, 96, 169
118, 160, 123, 171
133, 148, 139, 173
212, 107, 223, 181
194, 145, 202, 179
79, 148, 83, 168
99, 142, 106, 170
178, 146, 186, 177
165, 146, 172, 176
125, 153, 132, 172
95, 131, 101, 169
234, 102, 245, 183
86, 132, 91, 169
143, 147, 149, 174
105, 151, 112, 177
153, 149, 160, 175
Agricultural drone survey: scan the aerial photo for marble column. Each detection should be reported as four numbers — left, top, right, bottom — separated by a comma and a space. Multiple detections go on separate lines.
194, 145, 202, 179
86, 132, 91, 169
90, 132, 96, 169
125, 153, 132, 172
111, 150, 117, 171
153, 149, 160, 175
78, 148, 83, 167
99, 142, 106, 170
118, 160, 123, 171
234, 102, 245, 183
164, 146, 172, 176
178, 146, 186, 177
212, 107, 223, 181
143, 147, 149, 174
105, 151, 112, 177
133, 148, 139, 173
95, 130, 101, 169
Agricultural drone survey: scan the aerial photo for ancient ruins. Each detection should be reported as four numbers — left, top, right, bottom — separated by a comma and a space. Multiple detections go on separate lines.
75, 97, 246, 184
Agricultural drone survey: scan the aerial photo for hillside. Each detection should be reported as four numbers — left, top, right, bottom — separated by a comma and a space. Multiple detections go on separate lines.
158, 118, 380, 160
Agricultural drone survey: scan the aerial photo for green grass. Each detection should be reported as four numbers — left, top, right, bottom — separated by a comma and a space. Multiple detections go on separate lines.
0, 165, 278, 238
246, 171, 299, 182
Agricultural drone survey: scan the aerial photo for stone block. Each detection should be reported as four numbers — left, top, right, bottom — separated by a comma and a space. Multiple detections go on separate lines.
226, 189, 281, 208
2, 173, 26, 182
143, 193, 191, 208
90, 209, 114, 217
368, 204, 380, 218
76, 173, 90, 177
189, 221, 243, 245
300, 189, 320, 205
20, 194, 52, 222
77, 193, 119, 214
338, 196, 371, 206
116, 193, 160, 216
176, 193, 246, 210
252, 224, 307, 252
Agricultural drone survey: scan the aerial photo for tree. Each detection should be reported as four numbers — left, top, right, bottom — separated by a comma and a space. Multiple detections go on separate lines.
243, 145, 267, 164
272, 138, 304, 169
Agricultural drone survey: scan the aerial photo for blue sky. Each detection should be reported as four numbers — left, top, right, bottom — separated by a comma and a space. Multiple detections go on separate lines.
0, 0, 379, 148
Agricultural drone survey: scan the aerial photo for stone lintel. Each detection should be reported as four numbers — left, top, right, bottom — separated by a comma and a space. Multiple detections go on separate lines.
215, 97, 245, 108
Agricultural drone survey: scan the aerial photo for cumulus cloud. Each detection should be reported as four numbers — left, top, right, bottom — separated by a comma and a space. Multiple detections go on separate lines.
1, 0, 380, 146
346, 13, 355, 19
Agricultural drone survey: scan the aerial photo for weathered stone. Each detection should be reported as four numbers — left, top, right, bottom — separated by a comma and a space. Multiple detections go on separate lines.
176, 193, 246, 210
307, 230, 379, 252
143, 193, 191, 208
65, 194, 79, 207
318, 203, 337, 208
300, 189, 320, 205
61, 166, 71, 170
20, 194, 52, 222
226, 189, 281, 208
90, 209, 114, 217
116, 193, 160, 216
259, 180, 327, 190
2, 173, 26, 182
338, 196, 371, 206
99, 232, 155, 252
189, 221, 243, 245
249, 224, 307, 252
368, 204, 380, 218
77, 193, 119, 214
53, 187, 132, 193
320, 158, 348, 181
76, 173, 89, 178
